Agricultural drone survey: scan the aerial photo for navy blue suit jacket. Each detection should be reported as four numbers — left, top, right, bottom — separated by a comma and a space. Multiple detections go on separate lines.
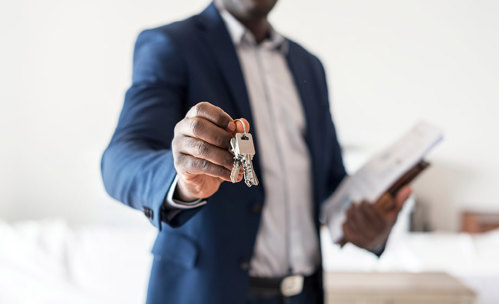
101, 3, 346, 303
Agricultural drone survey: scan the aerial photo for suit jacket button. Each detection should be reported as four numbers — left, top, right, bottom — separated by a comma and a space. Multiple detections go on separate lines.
143, 207, 153, 220
240, 258, 250, 271
251, 203, 263, 214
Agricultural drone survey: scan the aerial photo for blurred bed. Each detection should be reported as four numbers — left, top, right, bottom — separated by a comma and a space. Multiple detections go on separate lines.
0, 220, 155, 304
1, 219, 498, 303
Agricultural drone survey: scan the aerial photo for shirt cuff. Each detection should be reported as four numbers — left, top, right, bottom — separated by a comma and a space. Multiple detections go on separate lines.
165, 175, 207, 210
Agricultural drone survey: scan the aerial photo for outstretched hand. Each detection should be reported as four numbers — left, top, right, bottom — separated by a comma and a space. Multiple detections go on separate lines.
172, 102, 249, 201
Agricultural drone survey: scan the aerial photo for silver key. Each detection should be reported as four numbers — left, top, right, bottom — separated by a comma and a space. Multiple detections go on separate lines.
242, 153, 259, 187
230, 127, 259, 187
230, 158, 241, 183
230, 136, 242, 183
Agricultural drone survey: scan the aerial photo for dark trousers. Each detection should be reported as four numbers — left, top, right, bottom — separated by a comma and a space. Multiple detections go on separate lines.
245, 272, 323, 304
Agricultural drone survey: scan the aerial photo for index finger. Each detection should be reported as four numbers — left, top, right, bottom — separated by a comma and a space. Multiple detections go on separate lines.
187, 102, 236, 132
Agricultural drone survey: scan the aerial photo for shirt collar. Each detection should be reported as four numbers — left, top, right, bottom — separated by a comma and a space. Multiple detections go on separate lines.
215, 1, 288, 54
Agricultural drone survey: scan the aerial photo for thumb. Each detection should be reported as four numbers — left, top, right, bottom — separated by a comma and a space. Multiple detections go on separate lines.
393, 185, 412, 213
234, 118, 250, 134
376, 192, 394, 212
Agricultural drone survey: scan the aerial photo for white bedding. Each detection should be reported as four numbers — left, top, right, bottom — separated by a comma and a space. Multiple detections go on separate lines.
1, 219, 498, 303
0, 220, 156, 304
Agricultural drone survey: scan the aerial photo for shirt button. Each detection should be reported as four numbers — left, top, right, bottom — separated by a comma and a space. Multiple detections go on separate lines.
251, 203, 263, 214
240, 258, 250, 271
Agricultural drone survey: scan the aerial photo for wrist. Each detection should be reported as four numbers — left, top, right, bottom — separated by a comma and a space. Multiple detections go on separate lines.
175, 178, 198, 202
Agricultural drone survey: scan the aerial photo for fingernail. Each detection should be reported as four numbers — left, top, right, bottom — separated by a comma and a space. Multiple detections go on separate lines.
227, 121, 236, 132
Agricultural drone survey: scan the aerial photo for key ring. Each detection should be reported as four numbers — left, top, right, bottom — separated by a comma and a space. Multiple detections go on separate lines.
234, 119, 247, 135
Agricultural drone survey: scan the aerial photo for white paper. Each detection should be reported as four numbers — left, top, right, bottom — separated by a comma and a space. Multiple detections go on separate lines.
322, 121, 443, 241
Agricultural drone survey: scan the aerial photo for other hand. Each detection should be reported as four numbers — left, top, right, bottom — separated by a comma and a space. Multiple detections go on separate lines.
172, 102, 249, 201
341, 186, 412, 252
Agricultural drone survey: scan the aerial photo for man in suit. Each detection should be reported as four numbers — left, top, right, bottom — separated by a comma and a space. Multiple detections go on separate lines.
101, 0, 411, 303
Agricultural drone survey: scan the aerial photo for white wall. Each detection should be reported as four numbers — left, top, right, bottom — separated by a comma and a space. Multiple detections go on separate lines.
0, 0, 211, 226
1, 0, 498, 230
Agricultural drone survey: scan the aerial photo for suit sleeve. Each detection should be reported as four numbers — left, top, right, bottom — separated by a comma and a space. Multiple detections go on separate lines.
101, 29, 203, 230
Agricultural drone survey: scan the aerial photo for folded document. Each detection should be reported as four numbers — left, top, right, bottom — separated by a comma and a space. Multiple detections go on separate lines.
322, 121, 443, 242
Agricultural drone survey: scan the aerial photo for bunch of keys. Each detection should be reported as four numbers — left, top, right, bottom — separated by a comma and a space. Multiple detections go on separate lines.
230, 119, 259, 187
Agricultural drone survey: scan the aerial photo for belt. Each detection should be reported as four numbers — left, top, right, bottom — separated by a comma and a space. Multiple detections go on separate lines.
248, 272, 320, 297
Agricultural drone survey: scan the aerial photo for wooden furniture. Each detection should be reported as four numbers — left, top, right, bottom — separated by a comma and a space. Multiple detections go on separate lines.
325, 272, 476, 304
461, 211, 499, 233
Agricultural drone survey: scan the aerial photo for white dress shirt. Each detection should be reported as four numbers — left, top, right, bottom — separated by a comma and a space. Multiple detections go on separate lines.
167, 5, 320, 277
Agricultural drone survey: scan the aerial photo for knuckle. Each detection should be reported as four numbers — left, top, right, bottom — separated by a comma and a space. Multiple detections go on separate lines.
193, 102, 208, 116
172, 141, 180, 155
172, 133, 183, 147
194, 141, 209, 157
172, 136, 187, 156
189, 118, 203, 137
186, 157, 197, 171
173, 153, 184, 170
171, 137, 178, 151
198, 159, 209, 171
173, 120, 182, 135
